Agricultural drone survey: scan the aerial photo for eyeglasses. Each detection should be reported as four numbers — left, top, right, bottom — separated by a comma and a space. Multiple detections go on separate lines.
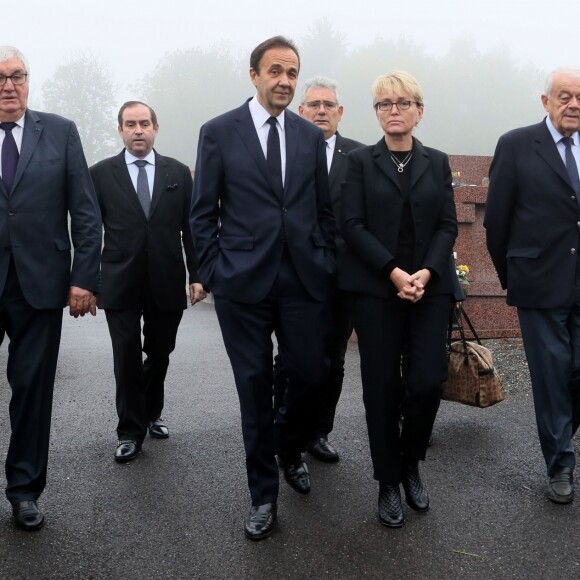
304, 100, 339, 111
375, 100, 417, 112
0, 73, 28, 87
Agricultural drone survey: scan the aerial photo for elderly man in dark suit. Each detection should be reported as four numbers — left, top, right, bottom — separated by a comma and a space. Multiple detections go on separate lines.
0, 46, 102, 531
274, 77, 363, 462
191, 36, 335, 540
485, 68, 580, 504
91, 101, 204, 464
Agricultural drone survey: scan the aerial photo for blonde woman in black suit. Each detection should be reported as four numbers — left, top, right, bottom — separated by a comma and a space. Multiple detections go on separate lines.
339, 72, 457, 528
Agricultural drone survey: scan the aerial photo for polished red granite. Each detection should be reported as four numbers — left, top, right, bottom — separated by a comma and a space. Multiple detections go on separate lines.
450, 155, 520, 338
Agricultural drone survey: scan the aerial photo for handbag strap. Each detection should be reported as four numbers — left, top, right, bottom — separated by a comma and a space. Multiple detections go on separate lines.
456, 304, 482, 345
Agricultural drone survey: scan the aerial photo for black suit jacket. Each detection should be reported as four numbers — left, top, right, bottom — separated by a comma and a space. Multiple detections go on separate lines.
485, 120, 580, 309
190, 100, 335, 304
338, 138, 457, 298
90, 150, 199, 310
0, 109, 101, 308
329, 132, 364, 271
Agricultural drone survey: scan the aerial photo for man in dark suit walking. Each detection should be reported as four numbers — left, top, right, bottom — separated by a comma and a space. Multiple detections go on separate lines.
485, 68, 580, 504
274, 77, 363, 462
0, 46, 102, 530
91, 101, 204, 464
191, 36, 335, 540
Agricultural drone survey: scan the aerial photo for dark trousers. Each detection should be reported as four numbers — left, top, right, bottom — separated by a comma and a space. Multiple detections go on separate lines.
105, 293, 183, 443
517, 283, 580, 476
354, 292, 451, 483
0, 260, 63, 503
274, 287, 353, 439
214, 252, 330, 505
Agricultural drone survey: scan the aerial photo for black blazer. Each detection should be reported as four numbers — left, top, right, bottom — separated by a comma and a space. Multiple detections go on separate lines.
90, 150, 199, 310
338, 138, 457, 299
485, 120, 580, 308
329, 132, 364, 272
190, 100, 335, 304
0, 109, 101, 308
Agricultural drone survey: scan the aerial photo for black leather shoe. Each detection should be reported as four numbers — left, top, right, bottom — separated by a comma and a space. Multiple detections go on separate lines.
12, 500, 44, 531
148, 418, 169, 439
547, 467, 574, 504
283, 460, 311, 494
114, 440, 142, 463
402, 460, 430, 512
244, 503, 277, 540
378, 483, 404, 528
307, 437, 340, 462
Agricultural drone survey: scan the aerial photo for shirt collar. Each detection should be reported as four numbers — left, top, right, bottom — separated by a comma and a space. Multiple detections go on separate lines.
546, 116, 579, 147
124, 149, 156, 166
249, 95, 285, 131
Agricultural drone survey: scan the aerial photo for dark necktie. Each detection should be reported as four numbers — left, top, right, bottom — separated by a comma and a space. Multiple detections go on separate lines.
134, 159, 151, 217
563, 137, 580, 196
266, 116, 283, 196
1, 122, 19, 193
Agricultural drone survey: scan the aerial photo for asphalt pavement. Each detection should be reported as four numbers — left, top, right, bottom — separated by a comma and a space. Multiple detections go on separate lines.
1, 302, 579, 579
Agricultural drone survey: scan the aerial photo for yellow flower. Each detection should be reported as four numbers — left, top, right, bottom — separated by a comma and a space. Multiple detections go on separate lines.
458, 264, 469, 273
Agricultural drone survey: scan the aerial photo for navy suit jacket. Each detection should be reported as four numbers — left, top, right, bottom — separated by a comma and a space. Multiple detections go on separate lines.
338, 138, 457, 299
0, 109, 101, 308
190, 100, 335, 304
484, 120, 580, 308
329, 132, 364, 272
91, 149, 199, 310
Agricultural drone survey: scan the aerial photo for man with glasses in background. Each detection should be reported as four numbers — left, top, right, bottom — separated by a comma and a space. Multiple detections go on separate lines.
274, 77, 363, 463
0, 46, 101, 530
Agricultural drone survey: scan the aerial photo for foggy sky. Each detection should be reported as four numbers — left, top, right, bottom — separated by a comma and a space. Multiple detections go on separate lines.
8, 0, 577, 97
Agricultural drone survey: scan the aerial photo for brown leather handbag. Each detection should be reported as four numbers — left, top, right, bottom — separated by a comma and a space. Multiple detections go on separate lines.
441, 305, 506, 408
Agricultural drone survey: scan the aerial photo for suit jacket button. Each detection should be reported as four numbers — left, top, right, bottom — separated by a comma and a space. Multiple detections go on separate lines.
8, 211, 14, 216
572, 248, 577, 255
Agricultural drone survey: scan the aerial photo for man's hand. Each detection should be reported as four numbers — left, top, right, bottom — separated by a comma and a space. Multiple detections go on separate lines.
68, 286, 97, 317
189, 283, 207, 305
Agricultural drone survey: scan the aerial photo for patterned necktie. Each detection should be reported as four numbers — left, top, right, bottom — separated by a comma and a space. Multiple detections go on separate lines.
134, 159, 151, 217
1, 122, 19, 193
563, 137, 580, 196
266, 117, 283, 196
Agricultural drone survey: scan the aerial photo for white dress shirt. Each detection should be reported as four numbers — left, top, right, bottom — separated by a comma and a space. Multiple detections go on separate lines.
124, 149, 156, 197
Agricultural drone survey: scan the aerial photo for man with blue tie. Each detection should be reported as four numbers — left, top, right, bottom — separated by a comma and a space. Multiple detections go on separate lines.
485, 68, 580, 504
191, 36, 335, 540
0, 46, 102, 530
91, 102, 205, 464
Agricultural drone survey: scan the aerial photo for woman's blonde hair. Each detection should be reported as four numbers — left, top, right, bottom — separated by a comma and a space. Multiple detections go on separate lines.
371, 71, 424, 107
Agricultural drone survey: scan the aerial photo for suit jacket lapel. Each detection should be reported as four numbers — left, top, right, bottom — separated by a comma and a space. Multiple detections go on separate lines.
535, 121, 573, 189
111, 150, 148, 218
234, 102, 273, 189
283, 111, 298, 200
372, 138, 402, 192
8, 109, 43, 196
150, 151, 168, 217
410, 138, 430, 189
328, 134, 346, 191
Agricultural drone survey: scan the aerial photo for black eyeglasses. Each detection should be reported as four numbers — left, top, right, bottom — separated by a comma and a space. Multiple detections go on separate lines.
0, 73, 28, 87
375, 100, 417, 112
304, 100, 339, 111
